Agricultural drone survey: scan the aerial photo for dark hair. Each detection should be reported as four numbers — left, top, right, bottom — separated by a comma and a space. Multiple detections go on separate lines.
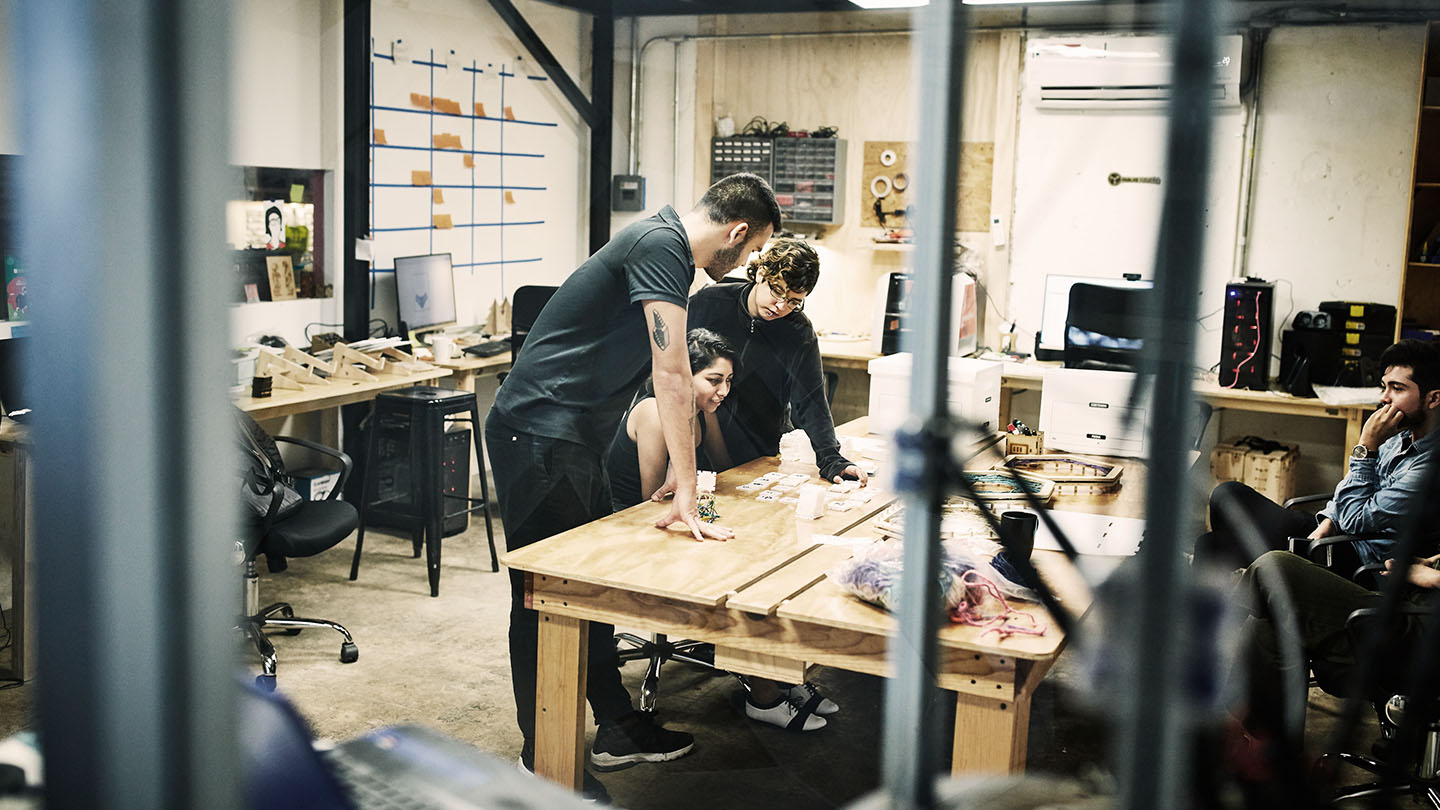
1380, 339, 1440, 394
696, 173, 782, 237
687, 328, 738, 375
264, 205, 283, 236
744, 238, 820, 295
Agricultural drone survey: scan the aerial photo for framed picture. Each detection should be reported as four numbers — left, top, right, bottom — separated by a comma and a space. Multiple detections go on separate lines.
266, 255, 296, 301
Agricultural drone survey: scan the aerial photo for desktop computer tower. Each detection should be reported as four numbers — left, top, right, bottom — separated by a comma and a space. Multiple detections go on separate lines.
1219, 279, 1275, 390
368, 422, 471, 537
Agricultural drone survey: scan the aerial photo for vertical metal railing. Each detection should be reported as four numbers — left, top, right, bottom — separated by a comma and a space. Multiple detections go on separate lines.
881, 1, 969, 808
16, 2, 238, 808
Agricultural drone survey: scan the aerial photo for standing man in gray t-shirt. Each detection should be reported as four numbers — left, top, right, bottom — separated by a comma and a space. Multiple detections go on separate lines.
485, 173, 779, 798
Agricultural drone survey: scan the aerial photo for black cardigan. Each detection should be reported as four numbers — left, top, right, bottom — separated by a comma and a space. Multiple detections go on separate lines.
687, 280, 853, 480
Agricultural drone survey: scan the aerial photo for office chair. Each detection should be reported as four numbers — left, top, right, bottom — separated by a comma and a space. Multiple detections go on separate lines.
1062, 283, 1154, 372
238, 409, 360, 690
511, 285, 559, 362
614, 634, 718, 713
1314, 600, 1440, 807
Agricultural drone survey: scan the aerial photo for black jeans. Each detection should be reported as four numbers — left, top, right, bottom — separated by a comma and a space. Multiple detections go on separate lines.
485, 412, 634, 746
1196, 481, 1328, 570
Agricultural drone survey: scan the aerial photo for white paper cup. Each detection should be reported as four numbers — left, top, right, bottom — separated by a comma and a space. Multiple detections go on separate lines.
431, 335, 454, 362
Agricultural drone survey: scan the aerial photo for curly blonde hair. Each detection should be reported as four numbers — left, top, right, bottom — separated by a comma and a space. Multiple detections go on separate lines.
743, 238, 820, 294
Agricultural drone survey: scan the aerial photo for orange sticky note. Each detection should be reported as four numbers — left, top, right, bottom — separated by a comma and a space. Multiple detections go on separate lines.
505, 191, 516, 204
474, 102, 487, 118
462, 155, 474, 168
433, 214, 453, 229
410, 93, 431, 109
503, 106, 515, 120
374, 128, 387, 145
433, 189, 445, 204
411, 170, 432, 186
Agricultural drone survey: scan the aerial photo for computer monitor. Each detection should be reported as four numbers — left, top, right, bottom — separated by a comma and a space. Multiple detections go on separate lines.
394, 253, 457, 336
1036, 273, 1152, 360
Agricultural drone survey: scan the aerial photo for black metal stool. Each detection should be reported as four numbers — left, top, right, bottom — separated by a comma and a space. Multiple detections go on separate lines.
350, 385, 497, 596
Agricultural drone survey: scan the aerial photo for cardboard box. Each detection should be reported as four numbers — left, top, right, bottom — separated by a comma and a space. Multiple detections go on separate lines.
1211, 438, 1299, 504
291, 468, 340, 501
1003, 431, 1045, 455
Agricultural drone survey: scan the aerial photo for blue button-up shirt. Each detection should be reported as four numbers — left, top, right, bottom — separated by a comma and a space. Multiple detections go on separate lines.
1319, 427, 1440, 565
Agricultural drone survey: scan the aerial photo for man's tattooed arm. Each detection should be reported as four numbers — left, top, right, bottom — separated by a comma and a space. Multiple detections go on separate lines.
651, 310, 670, 350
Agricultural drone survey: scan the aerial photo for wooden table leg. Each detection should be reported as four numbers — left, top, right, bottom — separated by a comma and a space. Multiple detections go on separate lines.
534, 611, 589, 791
950, 689, 1032, 775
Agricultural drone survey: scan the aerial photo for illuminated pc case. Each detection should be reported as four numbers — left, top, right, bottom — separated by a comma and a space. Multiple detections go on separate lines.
1219, 279, 1275, 391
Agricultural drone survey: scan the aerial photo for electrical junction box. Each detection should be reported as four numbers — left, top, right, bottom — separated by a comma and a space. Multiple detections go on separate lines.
612, 175, 645, 212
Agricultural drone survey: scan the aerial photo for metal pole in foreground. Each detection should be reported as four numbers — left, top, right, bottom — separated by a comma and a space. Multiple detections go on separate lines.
1116, 0, 1219, 807
881, 1, 969, 808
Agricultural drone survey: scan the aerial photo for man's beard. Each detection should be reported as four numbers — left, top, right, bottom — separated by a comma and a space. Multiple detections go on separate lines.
705, 241, 744, 275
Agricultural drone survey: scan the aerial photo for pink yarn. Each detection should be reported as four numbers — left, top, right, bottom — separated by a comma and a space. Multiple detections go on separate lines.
949, 570, 1045, 639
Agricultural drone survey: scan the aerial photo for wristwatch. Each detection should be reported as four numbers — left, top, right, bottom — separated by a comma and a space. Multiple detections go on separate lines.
1350, 444, 1371, 461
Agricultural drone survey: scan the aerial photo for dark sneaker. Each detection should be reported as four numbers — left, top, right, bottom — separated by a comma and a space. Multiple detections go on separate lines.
588, 711, 695, 771
518, 742, 611, 804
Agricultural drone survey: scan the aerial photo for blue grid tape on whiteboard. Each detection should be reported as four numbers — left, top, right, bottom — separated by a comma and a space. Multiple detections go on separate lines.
369, 43, 557, 300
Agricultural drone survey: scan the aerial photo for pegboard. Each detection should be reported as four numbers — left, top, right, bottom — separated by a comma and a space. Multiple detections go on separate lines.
860, 140, 994, 231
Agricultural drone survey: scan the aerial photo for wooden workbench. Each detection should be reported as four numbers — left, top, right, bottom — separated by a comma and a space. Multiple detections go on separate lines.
503, 421, 1126, 791
233, 364, 453, 421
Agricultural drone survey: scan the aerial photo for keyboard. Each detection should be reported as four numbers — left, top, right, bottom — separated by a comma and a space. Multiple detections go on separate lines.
324, 751, 447, 810
463, 339, 510, 357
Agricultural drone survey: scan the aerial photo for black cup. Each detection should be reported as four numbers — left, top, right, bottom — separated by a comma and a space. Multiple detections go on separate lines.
251, 375, 274, 399
999, 510, 1038, 562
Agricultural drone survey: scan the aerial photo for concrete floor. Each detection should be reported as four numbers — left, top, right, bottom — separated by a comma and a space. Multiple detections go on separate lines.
0, 485, 1405, 809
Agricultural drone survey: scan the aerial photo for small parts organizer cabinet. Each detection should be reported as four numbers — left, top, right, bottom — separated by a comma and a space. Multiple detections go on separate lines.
1211, 436, 1300, 505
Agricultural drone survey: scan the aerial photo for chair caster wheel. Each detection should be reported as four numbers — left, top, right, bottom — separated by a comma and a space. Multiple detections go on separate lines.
282, 628, 302, 636
340, 642, 359, 664
280, 607, 301, 635
255, 674, 277, 692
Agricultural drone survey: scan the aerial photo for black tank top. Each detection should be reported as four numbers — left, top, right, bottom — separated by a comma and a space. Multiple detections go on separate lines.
605, 392, 708, 512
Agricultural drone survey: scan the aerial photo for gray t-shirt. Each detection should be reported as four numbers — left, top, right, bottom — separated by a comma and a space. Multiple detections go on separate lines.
492, 206, 694, 451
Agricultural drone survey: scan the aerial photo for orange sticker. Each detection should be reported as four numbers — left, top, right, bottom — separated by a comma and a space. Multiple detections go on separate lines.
410, 93, 431, 109
503, 106, 516, 120
505, 191, 516, 204
474, 102, 487, 118
374, 128, 387, 145
433, 97, 462, 115
433, 189, 445, 204
462, 155, 475, 169
411, 170, 432, 186
433, 214, 453, 229
433, 133, 463, 150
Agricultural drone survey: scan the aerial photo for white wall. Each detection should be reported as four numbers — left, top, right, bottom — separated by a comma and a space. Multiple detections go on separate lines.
1243, 24, 1422, 377
365, 0, 589, 333
0, 0, 17, 154
229, 0, 340, 348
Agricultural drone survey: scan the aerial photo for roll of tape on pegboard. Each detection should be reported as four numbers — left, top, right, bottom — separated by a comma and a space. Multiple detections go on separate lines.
893, 172, 909, 191
879, 149, 897, 167
871, 175, 892, 199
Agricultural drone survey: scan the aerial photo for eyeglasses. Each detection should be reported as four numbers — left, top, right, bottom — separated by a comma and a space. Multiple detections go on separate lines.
765, 280, 806, 312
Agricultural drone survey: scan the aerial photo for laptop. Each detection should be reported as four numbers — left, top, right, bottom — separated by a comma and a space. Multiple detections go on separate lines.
240, 683, 587, 810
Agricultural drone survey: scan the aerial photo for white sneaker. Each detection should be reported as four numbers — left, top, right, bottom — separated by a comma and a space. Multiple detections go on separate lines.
745, 695, 827, 732
785, 682, 840, 716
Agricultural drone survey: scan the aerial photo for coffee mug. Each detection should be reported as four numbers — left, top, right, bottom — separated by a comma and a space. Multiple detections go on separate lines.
999, 510, 1038, 562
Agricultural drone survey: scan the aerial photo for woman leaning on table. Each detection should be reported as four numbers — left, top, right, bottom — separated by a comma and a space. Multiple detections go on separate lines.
686, 238, 867, 485
605, 327, 840, 731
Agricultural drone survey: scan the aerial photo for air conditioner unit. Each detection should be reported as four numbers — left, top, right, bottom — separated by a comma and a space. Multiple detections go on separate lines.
1028, 34, 1243, 109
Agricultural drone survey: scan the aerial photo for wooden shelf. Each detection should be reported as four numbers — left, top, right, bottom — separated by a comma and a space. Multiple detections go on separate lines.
870, 242, 915, 252
1410, 262, 1440, 268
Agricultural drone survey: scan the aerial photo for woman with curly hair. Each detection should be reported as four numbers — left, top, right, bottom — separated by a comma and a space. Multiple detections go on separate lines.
686, 237, 866, 484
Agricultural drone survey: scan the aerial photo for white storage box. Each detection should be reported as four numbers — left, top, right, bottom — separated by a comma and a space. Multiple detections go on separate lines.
1038, 367, 1152, 458
866, 353, 1002, 437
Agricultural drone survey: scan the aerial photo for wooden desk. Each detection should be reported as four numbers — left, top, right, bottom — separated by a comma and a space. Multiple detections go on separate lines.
432, 351, 512, 394
233, 365, 453, 421
999, 361, 1374, 466
817, 338, 879, 370
0, 421, 33, 681
503, 428, 1111, 789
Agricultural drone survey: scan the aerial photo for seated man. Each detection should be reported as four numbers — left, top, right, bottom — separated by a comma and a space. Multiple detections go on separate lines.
1197, 339, 1440, 571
